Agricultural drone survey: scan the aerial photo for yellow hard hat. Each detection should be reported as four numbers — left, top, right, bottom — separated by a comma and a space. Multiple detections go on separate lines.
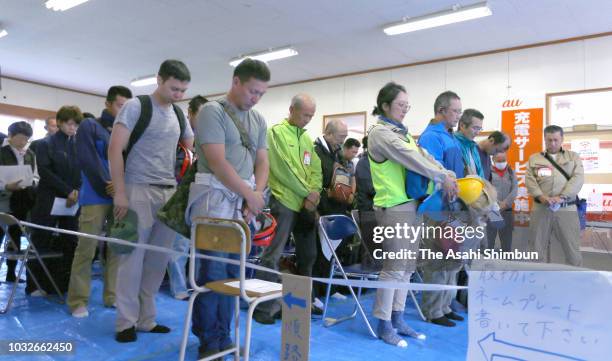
457, 177, 485, 205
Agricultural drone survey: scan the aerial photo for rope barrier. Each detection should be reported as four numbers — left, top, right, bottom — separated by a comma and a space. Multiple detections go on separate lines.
19, 220, 467, 291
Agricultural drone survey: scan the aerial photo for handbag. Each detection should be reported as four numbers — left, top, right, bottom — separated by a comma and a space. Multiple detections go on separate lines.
542, 152, 587, 230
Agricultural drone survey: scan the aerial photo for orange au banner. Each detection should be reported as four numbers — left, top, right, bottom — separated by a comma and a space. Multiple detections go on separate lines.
501, 107, 543, 226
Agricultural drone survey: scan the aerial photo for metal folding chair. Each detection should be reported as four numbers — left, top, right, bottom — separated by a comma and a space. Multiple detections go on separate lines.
179, 216, 283, 361
0, 213, 64, 313
318, 214, 378, 338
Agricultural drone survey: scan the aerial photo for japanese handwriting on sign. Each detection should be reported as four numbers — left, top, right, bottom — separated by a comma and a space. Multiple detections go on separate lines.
476, 309, 492, 328
284, 319, 302, 340
514, 112, 531, 124
536, 321, 554, 340
283, 343, 302, 361
476, 286, 488, 305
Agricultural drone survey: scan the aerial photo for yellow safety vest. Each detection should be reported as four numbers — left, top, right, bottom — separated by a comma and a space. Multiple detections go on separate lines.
369, 130, 418, 208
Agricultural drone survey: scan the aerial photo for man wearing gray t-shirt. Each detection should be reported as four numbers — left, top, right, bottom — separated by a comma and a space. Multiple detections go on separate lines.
108, 59, 194, 343
185, 59, 270, 360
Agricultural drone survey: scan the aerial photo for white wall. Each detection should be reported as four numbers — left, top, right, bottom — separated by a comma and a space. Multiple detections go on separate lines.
251, 34, 612, 140
0, 77, 104, 115
3, 34, 612, 140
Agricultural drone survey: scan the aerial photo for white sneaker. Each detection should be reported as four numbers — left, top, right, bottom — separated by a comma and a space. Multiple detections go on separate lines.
72, 306, 89, 318
30, 290, 47, 297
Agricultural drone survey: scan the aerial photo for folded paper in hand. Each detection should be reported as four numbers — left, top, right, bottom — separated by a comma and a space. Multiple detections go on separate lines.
51, 197, 80, 216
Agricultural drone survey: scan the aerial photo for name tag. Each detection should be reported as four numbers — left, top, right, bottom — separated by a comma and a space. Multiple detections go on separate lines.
537, 167, 552, 177
304, 151, 311, 165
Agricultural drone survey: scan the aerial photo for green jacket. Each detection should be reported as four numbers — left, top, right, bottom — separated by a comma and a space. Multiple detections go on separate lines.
268, 119, 322, 212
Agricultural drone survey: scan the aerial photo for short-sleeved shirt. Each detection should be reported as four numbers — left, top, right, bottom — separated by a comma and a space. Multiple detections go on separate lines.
115, 95, 194, 185
195, 97, 267, 180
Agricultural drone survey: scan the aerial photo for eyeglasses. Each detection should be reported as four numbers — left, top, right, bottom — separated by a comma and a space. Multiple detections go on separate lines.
394, 102, 411, 111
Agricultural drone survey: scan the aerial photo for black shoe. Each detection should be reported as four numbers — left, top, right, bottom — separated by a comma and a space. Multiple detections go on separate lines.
445, 312, 464, 321
311, 304, 323, 316
430, 316, 456, 327
253, 310, 276, 325
144, 324, 171, 333
5, 273, 24, 283
115, 327, 137, 343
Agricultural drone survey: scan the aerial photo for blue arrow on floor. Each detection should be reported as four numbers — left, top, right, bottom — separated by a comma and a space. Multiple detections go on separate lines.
478, 332, 586, 361
283, 292, 306, 309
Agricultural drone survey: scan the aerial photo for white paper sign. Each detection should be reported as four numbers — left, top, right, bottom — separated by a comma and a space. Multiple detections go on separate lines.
571, 139, 600, 173
468, 261, 612, 361
50, 197, 80, 216
224, 279, 282, 294
0, 165, 34, 188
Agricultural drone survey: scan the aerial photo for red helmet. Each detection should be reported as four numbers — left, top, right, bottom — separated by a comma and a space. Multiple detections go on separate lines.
252, 212, 277, 247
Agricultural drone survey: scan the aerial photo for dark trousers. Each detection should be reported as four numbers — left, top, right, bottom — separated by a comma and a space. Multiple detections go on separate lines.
357, 210, 382, 271
486, 210, 514, 251
256, 196, 317, 313
26, 193, 79, 294
3, 188, 35, 280
2, 222, 23, 280
192, 251, 240, 351
258, 196, 317, 279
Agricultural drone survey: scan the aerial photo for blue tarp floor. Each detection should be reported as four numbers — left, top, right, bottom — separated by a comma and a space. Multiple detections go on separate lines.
0, 265, 467, 361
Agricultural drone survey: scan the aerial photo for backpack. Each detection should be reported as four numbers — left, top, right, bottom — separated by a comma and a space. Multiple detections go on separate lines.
328, 162, 354, 204
124, 95, 187, 160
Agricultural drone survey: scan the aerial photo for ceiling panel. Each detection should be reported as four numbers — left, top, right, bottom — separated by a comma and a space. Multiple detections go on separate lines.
0, 0, 610, 97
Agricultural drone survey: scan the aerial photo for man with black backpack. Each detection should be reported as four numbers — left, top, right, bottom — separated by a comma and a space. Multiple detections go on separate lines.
526, 125, 584, 266
108, 59, 194, 343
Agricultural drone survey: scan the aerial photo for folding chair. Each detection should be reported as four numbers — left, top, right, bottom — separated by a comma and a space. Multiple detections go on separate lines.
318, 214, 377, 338
179, 216, 283, 361
0, 213, 64, 314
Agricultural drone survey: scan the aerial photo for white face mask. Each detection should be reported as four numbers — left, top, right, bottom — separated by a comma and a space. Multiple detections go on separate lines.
494, 161, 507, 169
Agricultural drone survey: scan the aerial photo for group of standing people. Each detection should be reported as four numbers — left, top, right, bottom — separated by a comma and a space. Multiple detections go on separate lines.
0, 54, 585, 358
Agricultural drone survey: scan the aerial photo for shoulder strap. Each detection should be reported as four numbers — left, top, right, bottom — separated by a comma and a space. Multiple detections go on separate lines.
0, 145, 11, 164
542, 152, 571, 181
172, 103, 187, 142
216, 100, 255, 157
126, 95, 153, 157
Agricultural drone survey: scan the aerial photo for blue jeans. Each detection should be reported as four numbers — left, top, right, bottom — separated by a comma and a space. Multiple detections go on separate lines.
191, 251, 240, 351
168, 234, 189, 297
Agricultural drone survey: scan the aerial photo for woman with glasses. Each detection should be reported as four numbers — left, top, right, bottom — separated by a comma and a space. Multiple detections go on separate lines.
366, 82, 457, 347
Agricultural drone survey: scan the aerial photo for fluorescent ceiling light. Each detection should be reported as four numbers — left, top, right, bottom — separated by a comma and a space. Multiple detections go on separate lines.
384, 2, 492, 35
229, 47, 298, 67
130, 75, 157, 87
45, 0, 90, 12
0, 29, 7, 39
